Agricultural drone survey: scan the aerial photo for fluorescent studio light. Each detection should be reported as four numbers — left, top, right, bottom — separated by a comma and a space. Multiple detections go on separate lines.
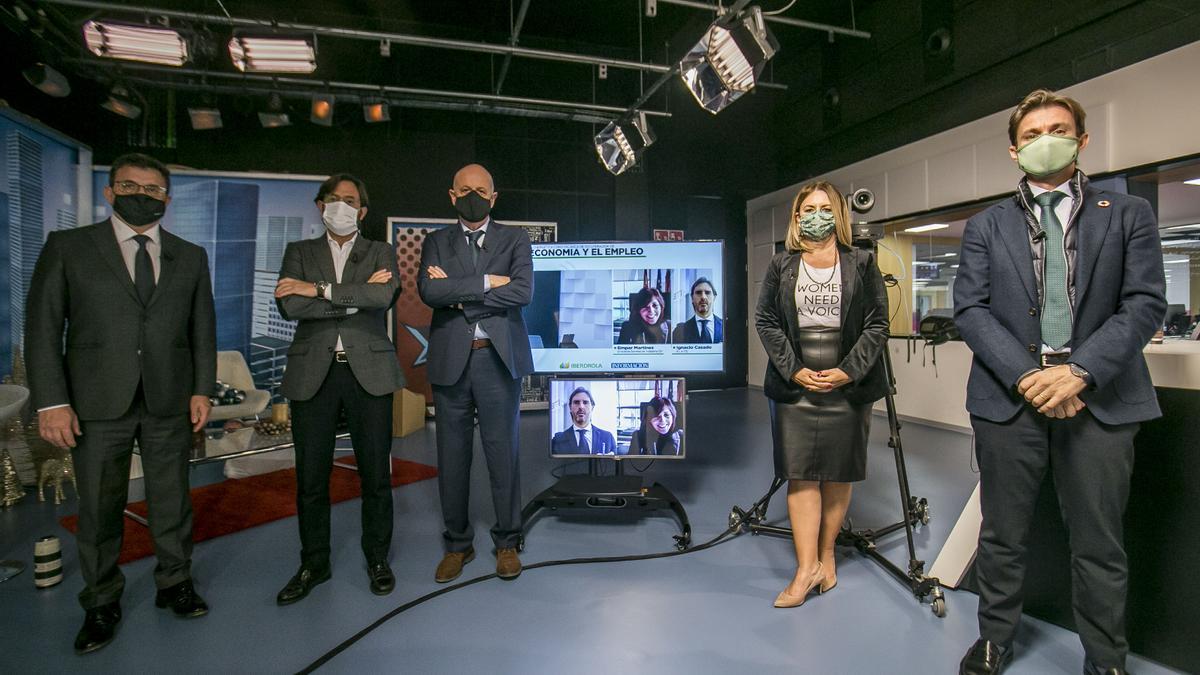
188, 107, 223, 130
594, 112, 655, 176
1184, 178, 1200, 186
229, 34, 317, 74
679, 6, 779, 114
83, 20, 188, 67
904, 223, 950, 233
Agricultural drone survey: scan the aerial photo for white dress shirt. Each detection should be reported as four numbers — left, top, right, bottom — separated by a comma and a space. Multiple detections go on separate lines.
461, 219, 492, 340
112, 214, 162, 283
320, 232, 359, 351
1029, 179, 1076, 354
570, 424, 593, 451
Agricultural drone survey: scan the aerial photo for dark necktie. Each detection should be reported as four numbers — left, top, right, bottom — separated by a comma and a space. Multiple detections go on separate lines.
577, 429, 590, 454
467, 230, 483, 266
1034, 191, 1071, 350
133, 234, 155, 305
699, 319, 712, 343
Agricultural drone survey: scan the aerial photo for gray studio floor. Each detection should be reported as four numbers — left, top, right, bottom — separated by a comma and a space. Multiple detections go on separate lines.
0, 388, 1180, 674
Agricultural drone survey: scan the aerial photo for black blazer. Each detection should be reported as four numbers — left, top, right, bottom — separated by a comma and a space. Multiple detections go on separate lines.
755, 244, 889, 406
417, 221, 535, 386
25, 220, 217, 420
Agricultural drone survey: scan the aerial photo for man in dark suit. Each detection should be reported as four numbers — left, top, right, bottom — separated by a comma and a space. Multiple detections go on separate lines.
26, 153, 216, 654
953, 90, 1166, 675
672, 277, 723, 344
273, 174, 405, 605
551, 387, 619, 455
418, 163, 534, 582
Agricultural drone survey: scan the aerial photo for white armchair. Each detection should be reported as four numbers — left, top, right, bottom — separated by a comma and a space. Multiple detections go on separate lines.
208, 351, 271, 423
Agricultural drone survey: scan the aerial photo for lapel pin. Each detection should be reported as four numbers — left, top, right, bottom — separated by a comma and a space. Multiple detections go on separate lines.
1097, 200, 1111, 208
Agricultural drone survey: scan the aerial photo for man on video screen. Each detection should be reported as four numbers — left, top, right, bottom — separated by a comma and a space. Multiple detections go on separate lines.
672, 277, 722, 344
551, 387, 618, 455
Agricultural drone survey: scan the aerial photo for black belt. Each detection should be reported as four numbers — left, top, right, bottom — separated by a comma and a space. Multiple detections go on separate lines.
1039, 351, 1070, 367
333, 351, 349, 363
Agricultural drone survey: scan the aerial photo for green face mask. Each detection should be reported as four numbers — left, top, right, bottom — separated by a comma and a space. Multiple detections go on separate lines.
1016, 134, 1079, 178
798, 211, 837, 241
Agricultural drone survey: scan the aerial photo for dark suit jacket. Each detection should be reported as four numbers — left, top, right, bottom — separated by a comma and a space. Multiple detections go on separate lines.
634, 428, 683, 456
417, 221, 534, 385
672, 315, 723, 343
25, 220, 216, 420
953, 183, 1166, 425
551, 426, 618, 455
755, 244, 889, 406
276, 235, 405, 401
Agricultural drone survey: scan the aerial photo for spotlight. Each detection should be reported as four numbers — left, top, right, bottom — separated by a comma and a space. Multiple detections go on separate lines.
229, 33, 317, 74
83, 20, 189, 67
594, 112, 655, 176
258, 93, 291, 128
188, 107, 223, 130
363, 100, 389, 123
22, 63, 71, 97
100, 85, 141, 119
679, 6, 779, 114
311, 94, 334, 126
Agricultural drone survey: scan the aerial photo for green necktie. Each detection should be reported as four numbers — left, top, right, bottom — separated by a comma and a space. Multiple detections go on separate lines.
1034, 191, 1071, 350
467, 230, 482, 267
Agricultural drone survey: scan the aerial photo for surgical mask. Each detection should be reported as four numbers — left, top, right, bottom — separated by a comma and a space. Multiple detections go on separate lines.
322, 200, 360, 236
1016, 134, 1079, 178
112, 194, 167, 227
454, 191, 492, 223
798, 211, 837, 241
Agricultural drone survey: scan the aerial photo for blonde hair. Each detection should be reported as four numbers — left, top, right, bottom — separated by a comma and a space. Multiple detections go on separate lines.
786, 181, 852, 253
1008, 89, 1087, 146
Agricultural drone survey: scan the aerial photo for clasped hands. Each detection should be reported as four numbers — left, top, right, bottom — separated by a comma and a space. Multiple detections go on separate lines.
792, 367, 851, 393
274, 269, 392, 299
1017, 365, 1087, 419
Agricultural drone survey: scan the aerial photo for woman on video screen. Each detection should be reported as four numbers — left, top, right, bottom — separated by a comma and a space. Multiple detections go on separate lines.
633, 396, 682, 456
617, 287, 670, 344
755, 180, 889, 608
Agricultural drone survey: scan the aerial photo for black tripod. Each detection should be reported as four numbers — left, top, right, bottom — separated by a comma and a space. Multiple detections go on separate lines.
729, 278, 946, 618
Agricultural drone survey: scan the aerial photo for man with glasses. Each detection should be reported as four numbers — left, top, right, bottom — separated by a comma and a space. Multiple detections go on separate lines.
273, 173, 404, 605
419, 163, 534, 582
26, 153, 216, 654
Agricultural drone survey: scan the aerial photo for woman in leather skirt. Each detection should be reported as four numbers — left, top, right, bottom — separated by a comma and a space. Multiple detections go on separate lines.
754, 181, 890, 608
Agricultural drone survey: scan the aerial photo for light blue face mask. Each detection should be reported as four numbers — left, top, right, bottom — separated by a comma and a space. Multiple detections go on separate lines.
798, 211, 837, 241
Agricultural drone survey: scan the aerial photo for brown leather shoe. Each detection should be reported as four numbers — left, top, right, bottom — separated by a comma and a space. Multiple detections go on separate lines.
434, 549, 475, 583
496, 548, 521, 580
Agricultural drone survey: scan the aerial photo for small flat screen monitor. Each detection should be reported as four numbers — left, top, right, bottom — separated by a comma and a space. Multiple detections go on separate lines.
548, 377, 686, 460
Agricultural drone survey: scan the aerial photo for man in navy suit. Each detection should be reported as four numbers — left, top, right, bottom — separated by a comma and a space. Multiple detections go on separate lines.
551, 387, 619, 455
419, 164, 534, 583
672, 277, 723, 344
953, 90, 1166, 675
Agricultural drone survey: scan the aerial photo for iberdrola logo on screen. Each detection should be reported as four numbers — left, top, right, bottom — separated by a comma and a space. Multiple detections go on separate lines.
559, 361, 603, 370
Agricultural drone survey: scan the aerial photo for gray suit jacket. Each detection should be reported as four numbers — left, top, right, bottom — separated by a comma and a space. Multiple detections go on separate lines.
276, 235, 405, 401
25, 220, 217, 420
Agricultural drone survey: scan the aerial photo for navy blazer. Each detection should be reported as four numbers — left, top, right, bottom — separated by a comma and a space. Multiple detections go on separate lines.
953, 182, 1166, 425
672, 315, 723, 344
417, 221, 535, 386
551, 426, 619, 455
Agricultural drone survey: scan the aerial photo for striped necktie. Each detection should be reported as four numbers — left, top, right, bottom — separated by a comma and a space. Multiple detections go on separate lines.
1034, 191, 1071, 350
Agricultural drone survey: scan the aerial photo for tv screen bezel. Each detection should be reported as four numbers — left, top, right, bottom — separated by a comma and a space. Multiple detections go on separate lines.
546, 375, 687, 461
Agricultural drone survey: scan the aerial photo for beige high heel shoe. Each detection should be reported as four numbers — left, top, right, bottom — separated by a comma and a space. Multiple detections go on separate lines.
773, 561, 824, 608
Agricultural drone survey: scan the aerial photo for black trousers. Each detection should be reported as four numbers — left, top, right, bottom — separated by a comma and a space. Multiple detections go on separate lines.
972, 406, 1137, 668
290, 361, 394, 570
72, 387, 193, 610
432, 345, 522, 551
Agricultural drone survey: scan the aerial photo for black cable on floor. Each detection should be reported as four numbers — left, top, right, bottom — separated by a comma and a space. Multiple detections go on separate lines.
296, 524, 744, 674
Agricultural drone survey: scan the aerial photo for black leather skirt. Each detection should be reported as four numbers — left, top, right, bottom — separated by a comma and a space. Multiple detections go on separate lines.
770, 327, 870, 482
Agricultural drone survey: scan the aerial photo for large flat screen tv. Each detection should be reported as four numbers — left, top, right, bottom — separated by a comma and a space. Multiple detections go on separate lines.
548, 377, 686, 460
525, 241, 725, 374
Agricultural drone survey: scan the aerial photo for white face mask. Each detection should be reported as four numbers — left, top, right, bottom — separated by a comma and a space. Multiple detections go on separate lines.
322, 200, 360, 236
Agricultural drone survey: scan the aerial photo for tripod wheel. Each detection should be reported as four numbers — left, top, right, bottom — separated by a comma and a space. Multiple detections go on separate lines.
931, 597, 946, 618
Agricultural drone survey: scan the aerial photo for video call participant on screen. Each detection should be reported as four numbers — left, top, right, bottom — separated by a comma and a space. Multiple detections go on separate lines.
618, 287, 670, 344
672, 278, 723, 344
420, 163, 534, 583
26, 153, 216, 654
551, 387, 618, 455
755, 180, 889, 610
632, 396, 683, 456
273, 174, 404, 606
953, 90, 1165, 675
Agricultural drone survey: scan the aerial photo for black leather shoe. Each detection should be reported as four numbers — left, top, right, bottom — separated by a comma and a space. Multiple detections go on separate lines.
276, 566, 331, 606
74, 602, 122, 654
154, 579, 209, 618
367, 561, 395, 596
1084, 662, 1128, 675
960, 639, 1013, 675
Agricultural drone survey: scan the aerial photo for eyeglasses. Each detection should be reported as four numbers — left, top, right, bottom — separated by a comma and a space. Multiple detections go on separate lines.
321, 195, 361, 208
113, 180, 168, 200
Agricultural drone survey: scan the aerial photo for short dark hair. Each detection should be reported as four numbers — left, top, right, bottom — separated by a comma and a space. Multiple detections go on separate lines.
629, 287, 666, 325
1007, 89, 1087, 146
568, 387, 594, 406
316, 173, 370, 208
690, 277, 716, 296
110, 153, 170, 192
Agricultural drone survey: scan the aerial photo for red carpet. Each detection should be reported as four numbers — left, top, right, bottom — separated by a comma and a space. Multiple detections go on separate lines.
60, 457, 437, 564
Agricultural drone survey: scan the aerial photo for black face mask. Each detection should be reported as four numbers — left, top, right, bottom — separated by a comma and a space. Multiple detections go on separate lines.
112, 194, 167, 227
453, 191, 492, 223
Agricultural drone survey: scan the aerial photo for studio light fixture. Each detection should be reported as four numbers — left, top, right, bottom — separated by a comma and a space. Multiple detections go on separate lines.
258, 93, 291, 128
83, 20, 189, 67
100, 85, 141, 119
188, 107, 223, 130
594, 112, 656, 176
311, 94, 334, 126
904, 223, 950, 233
363, 100, 390, 123
679, 6, 779, 115
1185, 178, 1200, 186
22, 63, 71, 97
229, 33, 317, 74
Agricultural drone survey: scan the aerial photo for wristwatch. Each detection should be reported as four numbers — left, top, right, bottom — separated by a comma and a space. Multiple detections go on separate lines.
314, 280, 329, 298
1067, 362, 1091, 384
